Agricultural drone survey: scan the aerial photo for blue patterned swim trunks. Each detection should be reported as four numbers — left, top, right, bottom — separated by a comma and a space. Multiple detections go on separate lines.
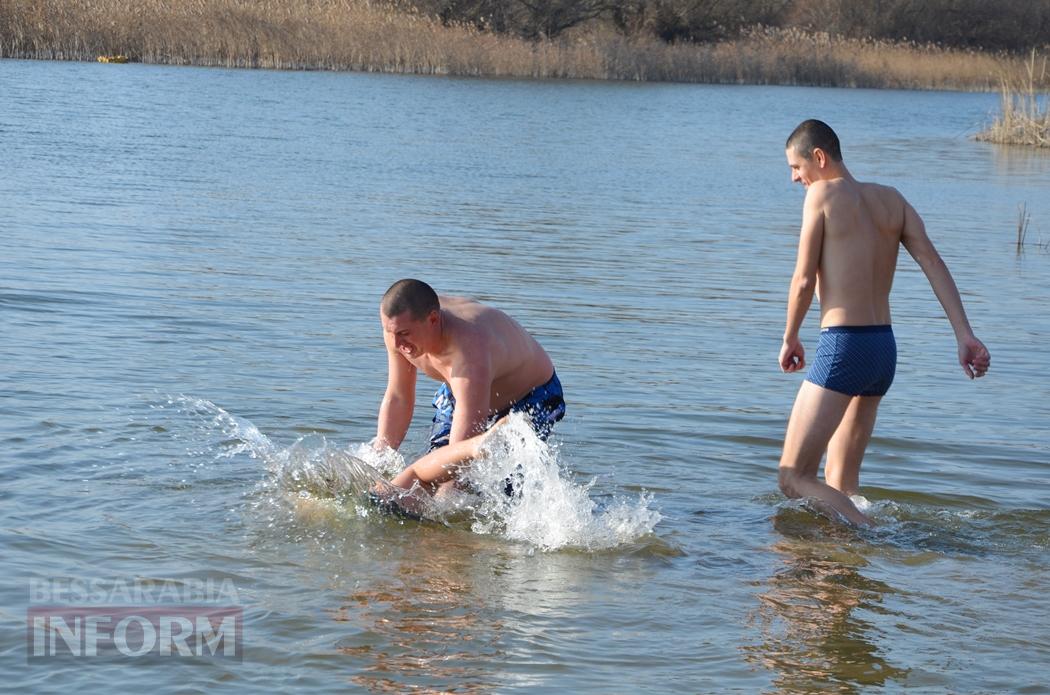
806, 325, 897, 397
428, 371, 566, 451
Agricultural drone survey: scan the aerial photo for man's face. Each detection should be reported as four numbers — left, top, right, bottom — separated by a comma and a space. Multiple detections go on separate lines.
786, 147, 822, 188
382, 310, 436, 359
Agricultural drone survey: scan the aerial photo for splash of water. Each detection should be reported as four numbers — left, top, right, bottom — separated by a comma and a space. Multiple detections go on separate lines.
850, 495, 872, 513
161, 394, 279, 463
269, 435, 404, 501
437, 415, 662, 551
164, 398, 661, 551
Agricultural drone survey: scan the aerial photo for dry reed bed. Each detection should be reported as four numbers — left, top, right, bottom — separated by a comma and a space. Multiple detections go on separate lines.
978, 53, 1050, 147
1, 0, 1047, 91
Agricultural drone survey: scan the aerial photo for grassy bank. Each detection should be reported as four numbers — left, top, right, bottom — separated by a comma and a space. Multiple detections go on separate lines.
1, 0, 1046, 91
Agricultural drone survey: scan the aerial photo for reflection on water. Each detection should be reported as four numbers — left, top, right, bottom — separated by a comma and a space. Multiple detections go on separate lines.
304, 518, 666, 692
987, 139, 1050, 179
333, 531, 505, 693
746, 510, 909, 694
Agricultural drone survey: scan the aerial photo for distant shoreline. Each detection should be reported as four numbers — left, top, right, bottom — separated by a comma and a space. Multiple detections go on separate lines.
2, 1, 1046, 93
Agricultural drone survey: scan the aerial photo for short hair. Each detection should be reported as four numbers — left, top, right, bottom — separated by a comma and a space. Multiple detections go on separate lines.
381, 279, 439, 320
786, 119, 842, 162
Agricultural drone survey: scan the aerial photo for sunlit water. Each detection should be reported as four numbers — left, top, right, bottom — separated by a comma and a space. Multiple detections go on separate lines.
2, 59, 1049, 692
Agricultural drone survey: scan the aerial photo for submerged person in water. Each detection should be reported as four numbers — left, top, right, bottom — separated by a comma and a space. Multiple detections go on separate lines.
371, 279, 565, 506
776, 119, 990, 527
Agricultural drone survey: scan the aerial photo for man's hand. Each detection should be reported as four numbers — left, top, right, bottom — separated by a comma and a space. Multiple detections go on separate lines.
780, 337, 806, 373
958, 336, 990, 379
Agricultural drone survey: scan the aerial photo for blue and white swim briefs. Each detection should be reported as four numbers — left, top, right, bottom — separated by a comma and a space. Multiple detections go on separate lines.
806, 325, 897, 397
428, 371, 566, 451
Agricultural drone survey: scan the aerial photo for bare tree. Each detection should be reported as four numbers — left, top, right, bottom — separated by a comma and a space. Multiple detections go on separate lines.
406, 0, 1050, 48
512, 0, 614, 38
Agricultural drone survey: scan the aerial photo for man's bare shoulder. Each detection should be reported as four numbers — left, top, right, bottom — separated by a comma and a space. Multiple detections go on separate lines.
439, 294, 477, 310
857, 181, 908, 226
439, 295, 521, 335
440, 296, 496, 353
806, 177, 861, 207
857, 180, 906, 204
804, 178, 834, 202
440, 294, 491, 321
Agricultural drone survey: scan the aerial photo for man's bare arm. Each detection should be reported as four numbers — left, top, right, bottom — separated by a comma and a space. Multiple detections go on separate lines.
780, 184, 826, 372
376, 334, 417, 449
901, 199, 990, 378
446, 359, 493, 445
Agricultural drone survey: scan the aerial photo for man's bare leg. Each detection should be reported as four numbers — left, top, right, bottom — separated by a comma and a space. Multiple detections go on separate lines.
779, 381, 874, 527
824, 395, 882, 497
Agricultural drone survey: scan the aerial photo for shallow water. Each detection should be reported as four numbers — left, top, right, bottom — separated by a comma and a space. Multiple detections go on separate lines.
2, 59, 1049, 692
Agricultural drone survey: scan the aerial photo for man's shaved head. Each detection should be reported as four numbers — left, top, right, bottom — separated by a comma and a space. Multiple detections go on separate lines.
381, 279, 439, 320
786, 119, 842, 162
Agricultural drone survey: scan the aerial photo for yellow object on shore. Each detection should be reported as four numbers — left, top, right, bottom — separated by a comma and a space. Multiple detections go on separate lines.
97, 55, 129, 64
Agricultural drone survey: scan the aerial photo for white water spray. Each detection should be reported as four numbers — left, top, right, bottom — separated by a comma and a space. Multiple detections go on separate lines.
166, 398, 661, 551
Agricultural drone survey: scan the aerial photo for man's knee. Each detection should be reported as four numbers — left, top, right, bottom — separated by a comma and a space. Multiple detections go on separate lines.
778, 466, 808, 499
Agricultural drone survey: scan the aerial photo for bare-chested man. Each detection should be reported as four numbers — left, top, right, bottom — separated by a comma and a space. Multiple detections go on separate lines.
777, 120, 990, 527
374, 279, 565, 496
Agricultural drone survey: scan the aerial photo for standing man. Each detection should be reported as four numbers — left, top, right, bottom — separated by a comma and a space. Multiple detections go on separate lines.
777, 120, 990, 526
375, 279, 565, 493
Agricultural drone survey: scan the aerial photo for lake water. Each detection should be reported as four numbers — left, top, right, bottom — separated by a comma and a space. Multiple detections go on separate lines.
2, 58, 1049, 692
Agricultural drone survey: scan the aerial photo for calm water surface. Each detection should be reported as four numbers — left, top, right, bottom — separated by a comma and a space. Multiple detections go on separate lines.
2, 59, 1049, 692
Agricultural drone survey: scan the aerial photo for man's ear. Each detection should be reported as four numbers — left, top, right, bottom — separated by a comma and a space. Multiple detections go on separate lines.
427, 309, 440, 326
812, 147, 828, 169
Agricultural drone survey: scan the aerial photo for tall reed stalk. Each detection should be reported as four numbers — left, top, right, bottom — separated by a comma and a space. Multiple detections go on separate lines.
1016, 203, 1031, 254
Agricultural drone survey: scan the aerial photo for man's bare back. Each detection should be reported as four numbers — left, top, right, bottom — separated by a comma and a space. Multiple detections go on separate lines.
813, 178, 905, 327
400, 295, 554, 414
